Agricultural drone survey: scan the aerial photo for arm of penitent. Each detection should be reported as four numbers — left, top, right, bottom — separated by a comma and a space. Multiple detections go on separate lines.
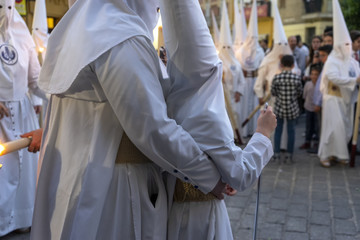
94, 37, 222, 194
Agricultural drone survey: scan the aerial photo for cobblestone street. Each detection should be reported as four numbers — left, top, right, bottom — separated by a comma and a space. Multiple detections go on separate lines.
227, 115, 360, 240
2, 115, 360, 240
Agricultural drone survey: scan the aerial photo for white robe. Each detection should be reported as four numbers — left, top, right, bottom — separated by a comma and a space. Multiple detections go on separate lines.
318, 56, 359, 160
31, 37, 223, 240
158, 0, 273, 238
0, 11, 45, 237
219, 50, 245, 131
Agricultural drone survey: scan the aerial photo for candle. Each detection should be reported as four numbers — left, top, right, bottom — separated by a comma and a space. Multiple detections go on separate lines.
0, 138, 32, 156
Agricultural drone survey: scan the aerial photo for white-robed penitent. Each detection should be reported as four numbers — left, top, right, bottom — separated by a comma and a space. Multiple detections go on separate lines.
0, 0, 46, 236
236, 0, 264, 137
31, 0, 226, 239
218, 1, 245, 134
253, 1, 297, 149
160, 0, 273, 239
318, 0, 360, 161
253, 0, 293, 105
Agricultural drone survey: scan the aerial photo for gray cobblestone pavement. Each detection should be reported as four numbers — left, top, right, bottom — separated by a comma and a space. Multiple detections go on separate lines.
227, 115, 360, 240
2, 115, 360, 240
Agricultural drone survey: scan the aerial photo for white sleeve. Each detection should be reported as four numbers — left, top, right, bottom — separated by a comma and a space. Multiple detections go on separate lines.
205, 132, 273, 191
27, 46, 47, 101
234, 69, 245, 95
254, 65, 267, 99
325, 61, 356, 90
94, 37, 221, 194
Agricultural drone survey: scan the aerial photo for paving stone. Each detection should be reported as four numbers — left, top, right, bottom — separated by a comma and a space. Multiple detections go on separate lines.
312, 175, 327, 182
290, 194, 309, 204
270, 198, 289, 210
283, 231, 309, 240
310, 225, 332, 240
312, 191, 329, 202
310, 211, 331, 225
335, 235, 360, 240
332, 197, 351, 206
331, 187, 348, 196
312, 181, 328, 191
265, 209, 286, 224
233, 229, 252, 240
287, 204, 308, 218
333, 206, 353, 219
225, 196, 249, 208
285, 217, 307, 232
334, 219, 357, 235
258, 223, 283, 239
311, 201, 330, 212
239, 214, 255, 229
227, 207, 243, 221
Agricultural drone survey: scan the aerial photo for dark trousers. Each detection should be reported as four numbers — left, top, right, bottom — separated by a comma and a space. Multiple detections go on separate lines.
305, 110, 318, 142
275, 118, 297, 154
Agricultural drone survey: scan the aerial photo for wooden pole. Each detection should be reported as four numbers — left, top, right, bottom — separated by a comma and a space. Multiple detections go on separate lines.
242, 93, 271, 128
350, 91, 360, 167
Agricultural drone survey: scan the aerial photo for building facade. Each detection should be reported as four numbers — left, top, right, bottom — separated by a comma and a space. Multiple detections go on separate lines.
201, 0, 333, 45
17, 0, 69, 32
279, 0, 332, 43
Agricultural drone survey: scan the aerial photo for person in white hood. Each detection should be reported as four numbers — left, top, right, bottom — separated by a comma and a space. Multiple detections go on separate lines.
236, 0, 265, 137
30, 0, 228, 239
318, 0, 360, 167
218, 1, 246, 137
160, 0, 276, 239
254, 1, 294, 106
0, 0, 46, 236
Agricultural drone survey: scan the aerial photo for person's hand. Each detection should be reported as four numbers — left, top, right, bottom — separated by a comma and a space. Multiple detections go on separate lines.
256, 106, 277, 139
34, 105, 42, 114
225, 184, 237, 196
20, 128, 43, 153
234, 92, 241, 103
258, 97, 265, 105
0, 102, 9, 120
211, 179, 226, 200
314, 106, 321, 112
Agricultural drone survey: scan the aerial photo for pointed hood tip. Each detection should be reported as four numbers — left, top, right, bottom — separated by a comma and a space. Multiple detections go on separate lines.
234, 0, 247, 46
273, 0, 287, 44
219, 0, 233, 47
332, 0, 351, 46
247, 0, 258, 38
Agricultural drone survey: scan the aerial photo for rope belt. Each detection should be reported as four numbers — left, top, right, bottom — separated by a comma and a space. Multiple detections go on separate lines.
173, 179, 216, 202
328, 81, 342, 98
243, 69, 258, 78
115, 133, 152, 164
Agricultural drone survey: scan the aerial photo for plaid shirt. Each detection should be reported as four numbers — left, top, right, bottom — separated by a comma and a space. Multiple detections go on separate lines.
271, 70, 303, 119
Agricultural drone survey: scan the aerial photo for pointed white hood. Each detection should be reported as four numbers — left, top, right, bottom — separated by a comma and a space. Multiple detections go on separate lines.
332, 0, 352, 61
159, 0, 233, 149
211, 10, 220, 48
39, 0, 160, 94
219, 0, 242, 77
32, 0, 48, 55
259, 0, 291, 70
319, 0, 357, 104
236, 0, 264, 71
233, 0, 247, 48
0, 0, 34, 48
273, 0, 287, 45
219, 0, 232, 48
0, 0, 15, 41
